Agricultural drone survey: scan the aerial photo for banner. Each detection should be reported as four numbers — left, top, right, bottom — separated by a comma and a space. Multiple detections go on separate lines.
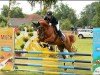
0, 27, 14, 71
93, 28, 100, 75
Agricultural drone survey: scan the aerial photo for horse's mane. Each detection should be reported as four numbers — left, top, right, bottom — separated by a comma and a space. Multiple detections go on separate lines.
39, 19, 49, 28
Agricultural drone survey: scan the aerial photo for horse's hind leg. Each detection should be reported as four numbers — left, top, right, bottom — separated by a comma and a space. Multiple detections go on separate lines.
64, 35, 77, 52
57, 45, 67, 71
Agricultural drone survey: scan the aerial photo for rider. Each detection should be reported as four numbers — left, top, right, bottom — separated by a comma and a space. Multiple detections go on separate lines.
44, 11, 64, 42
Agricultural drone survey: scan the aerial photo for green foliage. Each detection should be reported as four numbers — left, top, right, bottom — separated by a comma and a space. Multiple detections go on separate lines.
60, 19, 72, 30
35, 10, 47, 17
92, 2, 100, 27
1, 5, 9, 17
0, 15, 7, 27
11, 7, 25, 18
53, 3, 77, 30
54, 3, 77, 25
79, 2, 100, 27
0, 21, 6, 27
92, 15, 100, 27
43, 0, 57, 7
1, 5, 25, 18
36, 11, 41, 15
28, 0, 57, 8
28, 0, 58, 15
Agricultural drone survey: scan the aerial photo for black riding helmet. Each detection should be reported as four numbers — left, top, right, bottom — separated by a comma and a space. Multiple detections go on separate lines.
46, 11, 52, 16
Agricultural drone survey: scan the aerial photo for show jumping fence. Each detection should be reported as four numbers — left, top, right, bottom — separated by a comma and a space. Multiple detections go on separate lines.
14, 50, 92, 75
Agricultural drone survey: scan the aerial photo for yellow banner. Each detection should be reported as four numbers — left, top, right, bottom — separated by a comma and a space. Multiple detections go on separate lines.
0, 27, 14, 71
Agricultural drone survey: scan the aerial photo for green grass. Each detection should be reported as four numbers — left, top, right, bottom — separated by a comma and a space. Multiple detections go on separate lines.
74, 36, 92, 53
0, 35, 93, 75
72, 36, 92, 75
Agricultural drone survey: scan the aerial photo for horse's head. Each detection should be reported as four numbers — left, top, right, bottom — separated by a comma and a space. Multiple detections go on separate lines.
32, 19, 49, 30
31, 21, 45, 40
32, 19, 50, 42
38, 19, 49, 28
31, 21, 40, 30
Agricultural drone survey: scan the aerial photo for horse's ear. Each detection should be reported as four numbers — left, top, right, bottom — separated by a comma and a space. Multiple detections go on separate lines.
32, 21, 40, 28
32, 22, 36, 25
31, 22, 36, 28
32, 22, 37, 26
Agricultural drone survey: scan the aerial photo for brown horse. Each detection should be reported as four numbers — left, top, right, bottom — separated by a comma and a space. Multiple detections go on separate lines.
32, 19, 76, 68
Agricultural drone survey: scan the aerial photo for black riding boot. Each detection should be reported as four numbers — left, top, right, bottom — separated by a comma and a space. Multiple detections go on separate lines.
53, 26, 64, 42
57, 30, 64, 42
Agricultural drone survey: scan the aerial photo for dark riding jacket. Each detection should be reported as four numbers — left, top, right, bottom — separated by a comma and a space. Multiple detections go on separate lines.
44, 16, 58, 26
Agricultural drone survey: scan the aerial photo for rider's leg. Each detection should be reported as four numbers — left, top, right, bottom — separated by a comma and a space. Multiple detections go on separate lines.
57, 30, 65, 42
54, 24, 64, 42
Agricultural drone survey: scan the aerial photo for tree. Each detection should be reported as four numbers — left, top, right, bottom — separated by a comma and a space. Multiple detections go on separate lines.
1, 5, 25, 18
11, 7, 25, 18
92, 2, 100, 27
0, 15, 7, 27
79, 2, 100, 27
28, 0, 58, 15
1, 5, 9, 17
60, 19, 72, 30
54, 3, 77, 25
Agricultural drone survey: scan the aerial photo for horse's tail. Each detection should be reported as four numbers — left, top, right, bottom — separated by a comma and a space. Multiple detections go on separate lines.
68, 34, 75, 43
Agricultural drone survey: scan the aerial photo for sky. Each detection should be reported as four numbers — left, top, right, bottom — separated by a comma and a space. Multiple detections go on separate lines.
0, 1, 96, 18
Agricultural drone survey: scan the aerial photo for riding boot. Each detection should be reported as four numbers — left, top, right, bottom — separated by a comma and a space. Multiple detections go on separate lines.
53, 25, 64, 42
57, 30, 65, 42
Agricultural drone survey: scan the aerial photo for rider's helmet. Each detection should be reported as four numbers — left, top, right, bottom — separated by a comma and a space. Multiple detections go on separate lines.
46, 11, 52, 16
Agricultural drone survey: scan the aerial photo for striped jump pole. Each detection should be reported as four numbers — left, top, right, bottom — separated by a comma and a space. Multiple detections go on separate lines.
15, 50, 91, 56
14, 63, 91, 71
14, 69, 76, 75
15, 57, 91, 63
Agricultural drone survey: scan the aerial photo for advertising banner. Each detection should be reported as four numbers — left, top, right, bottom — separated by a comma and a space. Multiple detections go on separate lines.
0, 27, 14, 71
93, 28, 100, 74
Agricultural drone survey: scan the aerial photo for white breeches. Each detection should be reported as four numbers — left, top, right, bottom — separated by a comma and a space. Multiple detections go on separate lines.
56, 22, 60, 31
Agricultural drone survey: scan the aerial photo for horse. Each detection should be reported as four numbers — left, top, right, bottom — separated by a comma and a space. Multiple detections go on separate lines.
32, 19, 77, 69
